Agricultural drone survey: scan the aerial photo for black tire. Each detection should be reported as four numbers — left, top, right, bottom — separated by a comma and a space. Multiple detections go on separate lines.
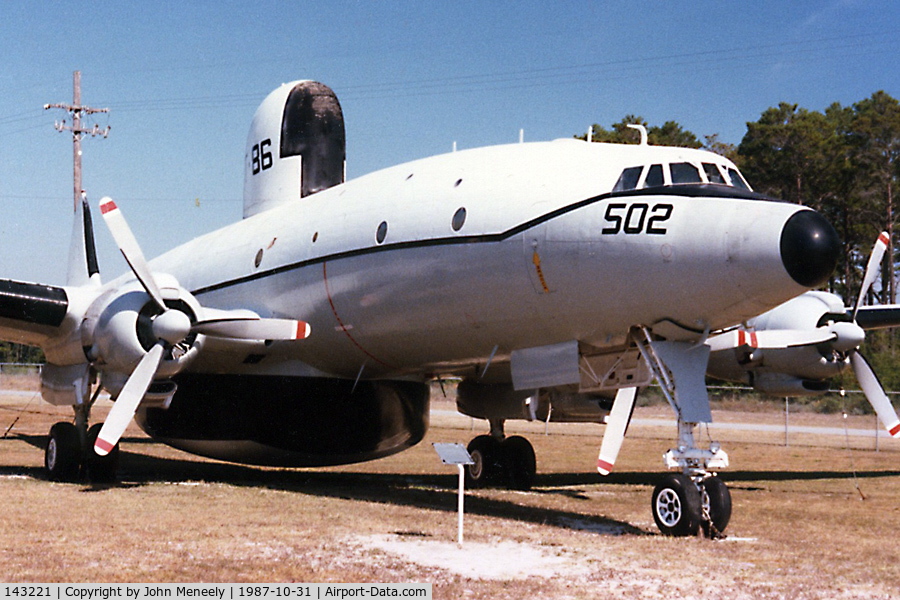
84, 423, 120, 483
501, 435, 536, 490
700, 476, 732, 538
466, 435, 501, 487
45, 422, 82, 483
651, 473, 702, 537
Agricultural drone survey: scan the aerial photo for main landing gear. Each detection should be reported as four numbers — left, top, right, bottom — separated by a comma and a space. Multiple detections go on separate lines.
465, 419, 537, 490
45, 402, 119, 483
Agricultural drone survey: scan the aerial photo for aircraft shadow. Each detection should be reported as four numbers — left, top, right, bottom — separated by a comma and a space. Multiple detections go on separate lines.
2, 434, 645, 537
535, 469, 900, 488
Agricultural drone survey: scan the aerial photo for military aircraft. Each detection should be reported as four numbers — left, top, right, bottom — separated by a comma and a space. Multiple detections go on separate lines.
0, 81, 840, 537
707, 232, 900, 438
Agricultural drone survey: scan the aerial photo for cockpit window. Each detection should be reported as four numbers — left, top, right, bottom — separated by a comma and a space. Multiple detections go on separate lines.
670, 162, 702, 184
727, 168, 750, 190
613, 166, 643, 192
702, 163, 726, 184
643, 164, 664, 188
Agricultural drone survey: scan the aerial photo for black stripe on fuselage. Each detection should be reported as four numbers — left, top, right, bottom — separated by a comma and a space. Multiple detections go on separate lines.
0, 280, 68, 327
193, 184, 780, 296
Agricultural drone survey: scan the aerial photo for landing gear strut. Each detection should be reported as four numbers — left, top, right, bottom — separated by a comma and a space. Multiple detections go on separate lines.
465, 419, 536, 490
635, 329, 732, 538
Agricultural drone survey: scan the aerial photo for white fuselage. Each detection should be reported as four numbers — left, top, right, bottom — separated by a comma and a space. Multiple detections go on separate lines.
146, 139, 809, 380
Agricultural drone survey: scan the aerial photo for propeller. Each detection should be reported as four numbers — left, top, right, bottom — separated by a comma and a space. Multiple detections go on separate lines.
852, 232, 889, 322
849, 352, 900, 437
707, 231, 899, 438
843, 231, 899, 438
93, 197, 310, 455
596, 387, 637, 475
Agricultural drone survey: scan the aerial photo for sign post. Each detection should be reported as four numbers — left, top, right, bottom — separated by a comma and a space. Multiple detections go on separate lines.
433, 443, 474, 545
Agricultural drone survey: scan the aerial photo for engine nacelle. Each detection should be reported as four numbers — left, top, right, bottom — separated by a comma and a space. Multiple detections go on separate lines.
136, 374, 429, 467
456, 380, 613, 423
457, 380, 538, 421
84, 275, 205, 394
751, 291, 845, 331
243, 80, 346, 218
707, 290, 853, 393
753, 372, 829, 397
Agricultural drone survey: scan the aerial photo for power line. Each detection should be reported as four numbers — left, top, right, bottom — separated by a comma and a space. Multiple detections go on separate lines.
44, 71, 110, 212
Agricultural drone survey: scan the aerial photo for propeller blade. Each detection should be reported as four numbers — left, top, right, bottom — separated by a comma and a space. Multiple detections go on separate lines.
706, 328, 835, 352
94, 342, 165, 456
192, 317, 310, 341
849, 351, 900, 438
853, 231, 889, 321
99, 197, 166, 312
597, 387, 637, 475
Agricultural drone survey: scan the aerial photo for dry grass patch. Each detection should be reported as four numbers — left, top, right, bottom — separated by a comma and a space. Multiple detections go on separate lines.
0, 391, 898, 598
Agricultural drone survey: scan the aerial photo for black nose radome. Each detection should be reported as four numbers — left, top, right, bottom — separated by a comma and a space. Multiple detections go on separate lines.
780, 210, 840, 288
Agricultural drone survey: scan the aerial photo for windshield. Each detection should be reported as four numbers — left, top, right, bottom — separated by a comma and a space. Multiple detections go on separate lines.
612, 161, 752, 192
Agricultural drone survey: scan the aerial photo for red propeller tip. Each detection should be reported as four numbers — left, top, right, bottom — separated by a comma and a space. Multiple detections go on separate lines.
94, 437, 115, 455
597, 457, 614, 475
100, 199, 118, 214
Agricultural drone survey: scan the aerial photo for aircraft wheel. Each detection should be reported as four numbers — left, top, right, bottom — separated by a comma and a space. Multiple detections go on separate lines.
466, 435, 501, 487
45, 422, 82, 482
501, 435, 536, 490
652, 473, 702, 537
700, 476, 732, 538
84, 423, 120, 483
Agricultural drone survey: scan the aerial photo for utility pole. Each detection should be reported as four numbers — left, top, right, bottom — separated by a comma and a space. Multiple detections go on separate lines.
44, 70, 110, 212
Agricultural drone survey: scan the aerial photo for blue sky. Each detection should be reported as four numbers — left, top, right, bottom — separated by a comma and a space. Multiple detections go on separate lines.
1, 1, 898, 284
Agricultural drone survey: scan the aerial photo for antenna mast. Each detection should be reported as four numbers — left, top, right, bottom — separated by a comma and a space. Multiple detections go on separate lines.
44, 70, 110, 212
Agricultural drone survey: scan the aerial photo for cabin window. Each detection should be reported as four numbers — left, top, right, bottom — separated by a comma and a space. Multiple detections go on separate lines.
376, 221, 388, 244
452, 207, 467, 231
670, 162, 702, 184
702, 163, 726, 184
613, 166, 643, 192
643, 164, 664, 188
727, 168, 751, 190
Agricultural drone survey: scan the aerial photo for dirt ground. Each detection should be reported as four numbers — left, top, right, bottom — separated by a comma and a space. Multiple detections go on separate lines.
1, 387, 899, 598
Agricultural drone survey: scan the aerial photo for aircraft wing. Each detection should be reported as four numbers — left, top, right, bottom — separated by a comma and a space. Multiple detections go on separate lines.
0, 279, 72, 346
851, 305, 900, 330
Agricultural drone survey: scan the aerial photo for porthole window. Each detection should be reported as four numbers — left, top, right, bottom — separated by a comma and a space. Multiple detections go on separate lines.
312, 231, 319, 243
254, 249, 264, 268
454, 178, 463, 187
376, 221, 388, 244
452, 207, 467, 231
